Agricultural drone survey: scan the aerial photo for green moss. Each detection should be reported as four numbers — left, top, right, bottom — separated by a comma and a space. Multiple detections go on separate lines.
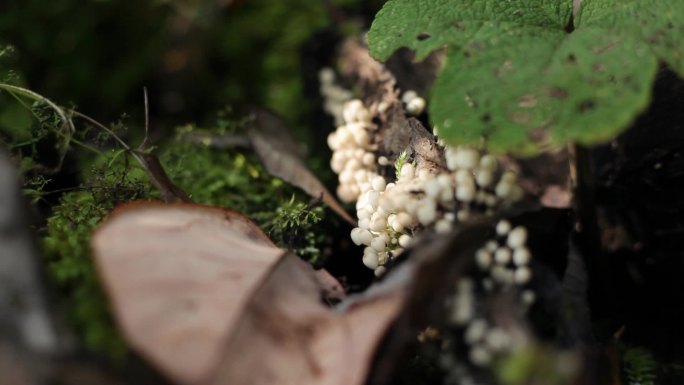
623, 347, 657, 385
161, 125, 329, 263
38, 122, 330, 360
495, 346, 576, 385
42, 154, 151, 362
255, 196, 325, 264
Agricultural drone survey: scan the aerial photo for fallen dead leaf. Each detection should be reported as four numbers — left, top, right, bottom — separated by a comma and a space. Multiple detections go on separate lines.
92, 203, 401, 385
247, 109, 357, 226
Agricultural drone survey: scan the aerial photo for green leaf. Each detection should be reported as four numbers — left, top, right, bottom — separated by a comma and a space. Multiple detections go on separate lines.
368, 0, 571, 61
368, 0, 683, 154
578, 0, 684, 76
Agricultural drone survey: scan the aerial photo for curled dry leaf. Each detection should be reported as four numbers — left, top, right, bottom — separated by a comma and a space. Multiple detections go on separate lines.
247, 109, 356, 225
92, 203, 403, 385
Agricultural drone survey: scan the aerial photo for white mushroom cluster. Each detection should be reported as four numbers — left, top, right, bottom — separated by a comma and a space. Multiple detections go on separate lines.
444, 220, 535, 368
318, 67, 353, 125
327, 99, 378, 203
401, 90, 426, 116
475, 220, 535, 290
349, 147, 525, 276
326, 97, 525, 276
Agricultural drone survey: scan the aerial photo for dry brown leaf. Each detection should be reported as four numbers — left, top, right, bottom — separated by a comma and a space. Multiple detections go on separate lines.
213, 254, 404, 385
247, 109, 356, 226
92, 203, 401, 385
93, 203, 282, 384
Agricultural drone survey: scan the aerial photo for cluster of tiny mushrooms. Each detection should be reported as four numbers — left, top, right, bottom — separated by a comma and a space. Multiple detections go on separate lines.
321, 67, 537, 371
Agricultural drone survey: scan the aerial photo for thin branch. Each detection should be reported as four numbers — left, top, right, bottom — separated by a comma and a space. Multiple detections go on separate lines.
139, 86, 150, 150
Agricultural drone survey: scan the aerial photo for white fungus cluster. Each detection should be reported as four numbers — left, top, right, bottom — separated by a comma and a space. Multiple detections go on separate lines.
327, 99, 379, 203
318, 67, 353, 125
444, 220, 535, 368
349, 146, 525, 277
326, 96, 525, 277
401, 90, 426, 116
475, 220, 535, 290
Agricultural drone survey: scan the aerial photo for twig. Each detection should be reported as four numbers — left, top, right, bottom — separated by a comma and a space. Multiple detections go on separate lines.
139, 87, 150, 151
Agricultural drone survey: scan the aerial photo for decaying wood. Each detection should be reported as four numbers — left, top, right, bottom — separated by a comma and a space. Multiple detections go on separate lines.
247, 108, 356, 225
338, 40, 446, 172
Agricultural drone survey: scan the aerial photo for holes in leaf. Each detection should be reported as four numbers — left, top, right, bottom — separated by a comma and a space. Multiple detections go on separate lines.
417, 32, 431, 41
548, 87, 568, 99
528, 128, 550, 145
578, 100, 596, 112
480, 113, 491, 123
566, 53, 577, 64
518, 95, 537, 108
452, 22, 465, 31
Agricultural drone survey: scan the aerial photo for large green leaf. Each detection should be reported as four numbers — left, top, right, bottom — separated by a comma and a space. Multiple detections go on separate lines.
368, 0, 683, 154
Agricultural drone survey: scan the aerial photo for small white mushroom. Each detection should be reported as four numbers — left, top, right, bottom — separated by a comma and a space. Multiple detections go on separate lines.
512, 247, 531, 266
424, 178, 442, 198
494, 247, 512, 265
514, 266, 532, 284
449, 296, 474, 325
400, 163, 415, 179
370, 237, 387, 252
479, 154, 498, 172
417, 200, 438, 225
362, 152, 375, 167
350, 227, 362, 245
357, 228, 373, 245
475, 169, 494, 188
456, 209, 470, 222
464, 319, 488, 345
469, 345, 492, 366
475, 249, 492, 270
455, 148, 480, 170
371, 176, 386, 192
521, 290, 536, 305
495, 220, 512, 236
406, 97, 426, 116
507, 226, 528, 248
435, 219, 452, 233
398, 234, 412, 248
485, 328, 511, 352
485, 240, 499, 252
401, 90, 418, 104
362, 251, 379, 269
456, 184, 476, 202
378, 156, 390, 166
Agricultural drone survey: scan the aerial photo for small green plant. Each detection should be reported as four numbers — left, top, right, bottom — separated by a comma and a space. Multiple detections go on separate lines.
368, 0, 684, 154
43, 156, 151, 361
255, 196, 325, 264
394, 150, 408, 176
623, 347, 658, 385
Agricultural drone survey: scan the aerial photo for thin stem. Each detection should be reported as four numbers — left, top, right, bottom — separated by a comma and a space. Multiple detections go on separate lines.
140, 87, 150, 150
71, 111, 132, 151
0, 83, 76, 136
